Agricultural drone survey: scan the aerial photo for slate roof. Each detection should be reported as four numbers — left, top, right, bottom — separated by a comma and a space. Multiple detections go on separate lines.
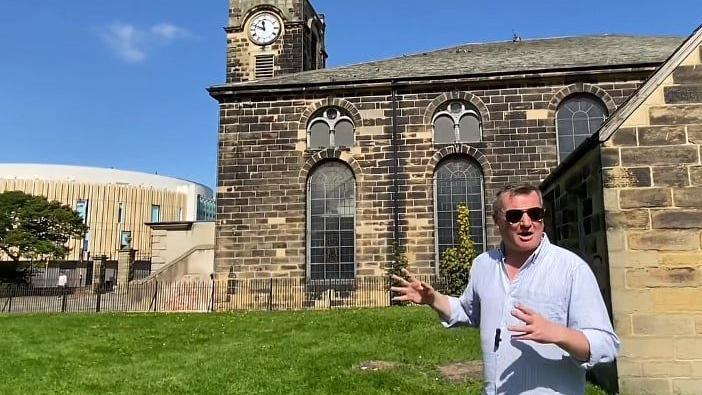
219, 35, 683, 89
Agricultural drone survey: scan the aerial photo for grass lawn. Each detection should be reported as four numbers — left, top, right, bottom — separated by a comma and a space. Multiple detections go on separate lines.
0, 307, 607, 394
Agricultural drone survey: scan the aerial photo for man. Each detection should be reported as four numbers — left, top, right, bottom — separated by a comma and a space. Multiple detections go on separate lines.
391, 184, 618, 394
57, 271, 68, 288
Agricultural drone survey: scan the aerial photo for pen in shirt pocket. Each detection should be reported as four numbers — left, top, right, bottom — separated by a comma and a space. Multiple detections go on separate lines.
494, 328, 502, 351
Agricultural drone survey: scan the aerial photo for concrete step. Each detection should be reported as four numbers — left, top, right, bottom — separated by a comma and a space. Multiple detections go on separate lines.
664, 84, 702, 104
672, 65, 702, 85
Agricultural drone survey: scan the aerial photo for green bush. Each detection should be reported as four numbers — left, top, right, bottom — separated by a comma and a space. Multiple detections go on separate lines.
440, 203, 477, 296
386, 240, 409, 305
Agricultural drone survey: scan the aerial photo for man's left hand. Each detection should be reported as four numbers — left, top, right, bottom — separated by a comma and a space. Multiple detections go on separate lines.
508, 304, 565, 344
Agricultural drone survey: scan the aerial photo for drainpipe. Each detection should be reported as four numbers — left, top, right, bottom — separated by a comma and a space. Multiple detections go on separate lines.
391, 81, 400, 247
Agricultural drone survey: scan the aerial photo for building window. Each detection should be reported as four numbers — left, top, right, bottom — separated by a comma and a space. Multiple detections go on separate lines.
75, 199, 89, 223
433, 101, 482, 144
307, 107, 355, 150
196, 195, 216, 221
151, 205, 161, 223
434, 156, 485, 260
307, 161, 355, 280
82, 231, 90, 260
556, 94, 608, 161
120, 231, 132, 250
117, 202, 124, 224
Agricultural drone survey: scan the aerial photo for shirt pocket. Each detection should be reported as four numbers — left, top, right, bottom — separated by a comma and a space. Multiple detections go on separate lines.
518, 292, 567, 325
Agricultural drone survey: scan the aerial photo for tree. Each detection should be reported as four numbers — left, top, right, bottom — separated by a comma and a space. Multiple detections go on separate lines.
0, 191, 87, 263
439, 203, 478, 296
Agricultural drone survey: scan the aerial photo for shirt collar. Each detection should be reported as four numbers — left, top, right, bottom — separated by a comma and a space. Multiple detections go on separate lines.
499, 233, 551, 267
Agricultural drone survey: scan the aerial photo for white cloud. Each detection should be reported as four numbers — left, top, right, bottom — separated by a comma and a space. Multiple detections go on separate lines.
150, 23, 190, 41
101, 22, 192, 63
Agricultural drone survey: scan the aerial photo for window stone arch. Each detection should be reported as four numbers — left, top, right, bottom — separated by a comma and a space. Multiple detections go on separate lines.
433, 155, 486, 259
299, 98, 363, 146
306, 160, 356, 280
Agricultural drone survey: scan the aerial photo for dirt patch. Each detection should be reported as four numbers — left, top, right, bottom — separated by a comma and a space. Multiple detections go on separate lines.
437, 361, 484, 382
356, 360, 402, 371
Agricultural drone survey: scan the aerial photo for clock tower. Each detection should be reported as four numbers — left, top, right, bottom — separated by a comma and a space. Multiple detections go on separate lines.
226, 0, 327, 83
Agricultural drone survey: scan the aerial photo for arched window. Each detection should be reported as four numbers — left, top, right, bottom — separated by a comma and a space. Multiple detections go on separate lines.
307, 161, 355, 279
433, 101, 482, 144
434, 157, 485, 260
556, 95, 608, 161
307, 107, 355, 149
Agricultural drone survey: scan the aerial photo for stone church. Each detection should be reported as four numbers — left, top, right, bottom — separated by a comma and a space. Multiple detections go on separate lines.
210, 2, 702, 392
209, 0, 680, 281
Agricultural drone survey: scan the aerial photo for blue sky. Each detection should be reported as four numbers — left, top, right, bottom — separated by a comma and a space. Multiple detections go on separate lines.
1, 1, 701, 190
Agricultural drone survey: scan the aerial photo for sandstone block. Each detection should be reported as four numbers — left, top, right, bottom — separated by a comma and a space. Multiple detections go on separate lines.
608, 251, 659, 268
620, 378, 671, 395
652, 166, 690, 187
617, 357, 642, 377
628, 230, 699, 251
621, 146, 698, 166
606, 210, 650, 229
620, 187, 670, 208
652, 209, 702, 229
602, 167, 651, 188
660, 252, 702, 266
675, 337, 702, 359
612, 290, 653, 314
664, 85, 702, 105
601, 148, 620, 167
649, 104, 702, 125
690, 166, 702, 186
672, 65, 702, 84
653, 289, 702, 313
642, 360, 691, 377
611, 128, 637, 146
620, 337, 674, 359
637, 125, 687, 145
673, 187, 702, 208
632, 314, 695, 335
627, 266, 700, 288
673, 379, 702, 395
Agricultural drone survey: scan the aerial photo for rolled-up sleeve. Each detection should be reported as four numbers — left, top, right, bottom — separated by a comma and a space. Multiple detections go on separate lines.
440, 266, 480, 328
568, 263, 620, 369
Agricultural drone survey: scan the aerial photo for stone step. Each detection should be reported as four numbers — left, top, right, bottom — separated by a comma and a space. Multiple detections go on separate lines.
649, 104, 702, 125
672, 65, 702, 84
664, 84, 702, 104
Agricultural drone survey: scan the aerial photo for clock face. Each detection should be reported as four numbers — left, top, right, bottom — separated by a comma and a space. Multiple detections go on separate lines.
248, 12, 281, 45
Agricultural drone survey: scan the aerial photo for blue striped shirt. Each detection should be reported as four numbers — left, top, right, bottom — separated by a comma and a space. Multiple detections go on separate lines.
442, 235, 619, 395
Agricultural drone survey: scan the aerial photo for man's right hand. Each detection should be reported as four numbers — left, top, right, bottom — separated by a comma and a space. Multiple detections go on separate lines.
390, 269, 436, 305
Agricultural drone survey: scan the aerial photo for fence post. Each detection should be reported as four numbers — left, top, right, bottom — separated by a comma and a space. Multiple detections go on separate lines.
61, 287, 68, 313
95, 288, 101, 313
328, 280, 332, 309
209, 277, 216, 312
268, 278, 273, 311
150, 281, 159, 312
6, 288, 13, 313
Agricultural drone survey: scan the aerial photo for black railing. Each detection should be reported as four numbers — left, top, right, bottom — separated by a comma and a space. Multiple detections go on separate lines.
0, 275, 449, 314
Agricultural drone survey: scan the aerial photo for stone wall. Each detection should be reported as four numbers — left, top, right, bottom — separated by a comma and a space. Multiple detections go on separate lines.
216, 77, 647, 279
602, 46, 702, 394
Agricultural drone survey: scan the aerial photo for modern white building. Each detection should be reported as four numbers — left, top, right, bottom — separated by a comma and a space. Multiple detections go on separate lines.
0, 163, 215, 260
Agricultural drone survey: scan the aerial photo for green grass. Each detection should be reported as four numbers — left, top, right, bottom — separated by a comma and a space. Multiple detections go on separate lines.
0, 307, 608, 394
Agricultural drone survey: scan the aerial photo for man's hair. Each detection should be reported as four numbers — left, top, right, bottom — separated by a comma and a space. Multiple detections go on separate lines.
491, 184, 543, 220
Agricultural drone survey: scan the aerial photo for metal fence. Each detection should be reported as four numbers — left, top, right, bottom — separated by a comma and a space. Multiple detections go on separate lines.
0, 257, 152, 289
0, 275, 448, 314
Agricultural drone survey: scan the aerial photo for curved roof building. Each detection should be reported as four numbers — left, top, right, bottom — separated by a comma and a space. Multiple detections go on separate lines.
0, 163, 215, 260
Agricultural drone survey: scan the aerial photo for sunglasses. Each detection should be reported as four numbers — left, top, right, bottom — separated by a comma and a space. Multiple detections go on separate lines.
503, 207, 545, 224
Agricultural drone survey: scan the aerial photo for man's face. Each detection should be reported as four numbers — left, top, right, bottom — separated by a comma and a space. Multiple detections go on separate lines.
495, 191, 544, 256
